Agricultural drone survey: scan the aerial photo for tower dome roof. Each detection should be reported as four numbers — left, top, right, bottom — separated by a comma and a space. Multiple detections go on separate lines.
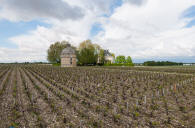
61, 46, 75, 56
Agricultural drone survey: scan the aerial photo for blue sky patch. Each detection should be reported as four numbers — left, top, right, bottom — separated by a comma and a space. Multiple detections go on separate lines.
103, 0, 123, 17
90, 0, 123, 37
110, 0, 123, 15
185, 19, 195, 28
133, 56, 195, 63
183, 5, 195, 18
0, 19, 51, 48
182, 5, 195, 27
90, 23, 104, 37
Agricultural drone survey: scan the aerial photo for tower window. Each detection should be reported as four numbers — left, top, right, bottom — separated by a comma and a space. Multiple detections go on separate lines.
70, 57, 72, 64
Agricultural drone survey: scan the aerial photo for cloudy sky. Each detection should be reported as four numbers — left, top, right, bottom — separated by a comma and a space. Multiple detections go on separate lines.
0, 0, 195, 63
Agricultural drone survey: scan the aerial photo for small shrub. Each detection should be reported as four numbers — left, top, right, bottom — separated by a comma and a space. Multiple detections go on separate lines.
113, 114, 121, 122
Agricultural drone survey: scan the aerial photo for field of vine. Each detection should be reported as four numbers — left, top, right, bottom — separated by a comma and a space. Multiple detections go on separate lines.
0, 64, 194, 128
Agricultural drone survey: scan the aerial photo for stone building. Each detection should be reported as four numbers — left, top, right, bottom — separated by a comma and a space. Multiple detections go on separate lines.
104, 50, 114, 63
60, 44, 77, 67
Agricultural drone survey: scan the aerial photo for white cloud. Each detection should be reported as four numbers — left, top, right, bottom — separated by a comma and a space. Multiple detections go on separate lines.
64, 0, 116, 16
0, 0, 195, 62
123, 0, 147, 6
2, 18, 95, 62
93, 0, 195, 59
0, 47, 45, 62
0, 0, 84, 21
0, 0, 101, 62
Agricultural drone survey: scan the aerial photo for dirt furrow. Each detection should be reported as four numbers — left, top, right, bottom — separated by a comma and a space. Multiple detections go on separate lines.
20, 68, 64, 128
0, 69, 11, 89
0, 68, 10, 83
15, 68, 40, 128
23, 67, 97, 127
0, 69, 15, 127
24, 67, 128, 127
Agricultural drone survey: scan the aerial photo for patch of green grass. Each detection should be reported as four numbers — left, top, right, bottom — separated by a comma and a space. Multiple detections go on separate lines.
179, 106, 186, 113
104, 63, 134, 66
151, 121, 160, 126
88, 118, 102, 128
12, 109, 22, 119
13, 85, 17, 97
10, 122, 20, 128
52, 63, 61, 66
133, 111, 140, 118
113, 114, 121, 122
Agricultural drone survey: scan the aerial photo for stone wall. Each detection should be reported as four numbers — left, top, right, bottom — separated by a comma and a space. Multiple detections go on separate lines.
105, 56, 114, 63
61, 55, 76, 67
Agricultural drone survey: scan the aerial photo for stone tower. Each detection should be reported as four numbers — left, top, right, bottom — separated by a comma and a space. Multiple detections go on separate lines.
60, 44, 77, 67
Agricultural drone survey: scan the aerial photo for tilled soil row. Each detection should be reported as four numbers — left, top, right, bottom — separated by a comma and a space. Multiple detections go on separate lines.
23, 66, 115, 127
0, 67, 10, 83
0, 69, 15, 127
25, 67, 166, 127
24, 66, 141, 127
25, 66, 195, 128
0, 68, 12, 90
25, 66, 182, 127
15, 68, 41, 128
19, 68, 62, 128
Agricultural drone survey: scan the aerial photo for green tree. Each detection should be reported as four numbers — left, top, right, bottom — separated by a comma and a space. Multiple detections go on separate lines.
111, 53, 115, 59
47, 41, 70, 63
77, 48, 98, 65
115, 55, 126, 63
79, 40, 94, 50
98, 49, 105, 64
126, 56, 132, 64
143, 61, 183, 66
77, 40, 100, 65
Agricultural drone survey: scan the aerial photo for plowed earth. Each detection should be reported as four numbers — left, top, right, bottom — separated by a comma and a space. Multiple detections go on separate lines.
0, 65, 194, 128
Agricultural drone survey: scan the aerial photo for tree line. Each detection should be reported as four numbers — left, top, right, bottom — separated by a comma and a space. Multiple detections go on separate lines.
47, 40, 133, 66
143, 61, 183, 66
